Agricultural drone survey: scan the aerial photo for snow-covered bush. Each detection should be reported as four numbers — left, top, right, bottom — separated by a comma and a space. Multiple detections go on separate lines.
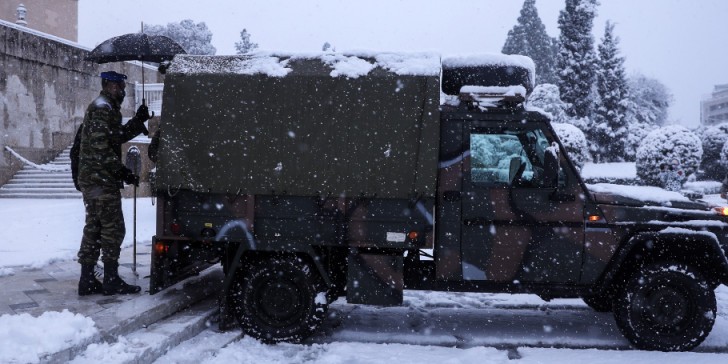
528, 85, 568, 123
624, 122, 658, 162
700, 123, 728, 180
552, 123, 591, 170
720, 139, 728, 171
635, 125, 702, 186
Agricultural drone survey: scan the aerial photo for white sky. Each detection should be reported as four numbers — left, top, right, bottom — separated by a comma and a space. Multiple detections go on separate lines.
77, 0, 728, 128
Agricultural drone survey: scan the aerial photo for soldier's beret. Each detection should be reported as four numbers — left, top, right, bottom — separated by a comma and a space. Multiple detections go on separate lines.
100, 71, 127, 82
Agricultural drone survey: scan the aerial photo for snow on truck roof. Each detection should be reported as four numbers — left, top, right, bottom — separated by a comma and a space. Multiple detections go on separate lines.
168, 51, 442, 78
168, 51, 535, 82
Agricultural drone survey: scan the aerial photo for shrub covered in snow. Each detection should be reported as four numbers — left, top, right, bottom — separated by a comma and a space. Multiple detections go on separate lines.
528, 84, 568, 123
635, 125, 702, 186
552, 123, 591, 170
720, 139, 728, 172
701, 123, 728, 180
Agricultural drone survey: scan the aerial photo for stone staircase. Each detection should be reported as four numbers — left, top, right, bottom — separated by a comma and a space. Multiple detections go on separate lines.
0, 146, 81, 199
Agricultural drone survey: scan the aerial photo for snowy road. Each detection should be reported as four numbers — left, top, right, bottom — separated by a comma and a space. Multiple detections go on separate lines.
146, 288, 728, 364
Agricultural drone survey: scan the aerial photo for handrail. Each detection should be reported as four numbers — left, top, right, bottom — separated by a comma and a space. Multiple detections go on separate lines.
3, 146, 70, 172
135, 83, 164, 115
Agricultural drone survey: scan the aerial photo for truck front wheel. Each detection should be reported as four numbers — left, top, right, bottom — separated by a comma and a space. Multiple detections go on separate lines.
613, 262, 716, 351
229, 257, 328, 343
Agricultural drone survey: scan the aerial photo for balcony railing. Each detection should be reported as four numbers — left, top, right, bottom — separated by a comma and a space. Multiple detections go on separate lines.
134, 83, 164, 115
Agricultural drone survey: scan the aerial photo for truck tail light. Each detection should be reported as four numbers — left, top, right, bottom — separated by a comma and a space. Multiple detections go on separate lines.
154, 242, 168, 254
408, 231, 419, 240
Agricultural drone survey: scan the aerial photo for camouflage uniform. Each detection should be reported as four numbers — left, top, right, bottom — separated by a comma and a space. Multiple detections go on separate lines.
77, 90, 145, 265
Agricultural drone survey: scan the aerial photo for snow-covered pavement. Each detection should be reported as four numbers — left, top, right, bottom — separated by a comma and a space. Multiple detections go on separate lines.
2, 197, 728, 363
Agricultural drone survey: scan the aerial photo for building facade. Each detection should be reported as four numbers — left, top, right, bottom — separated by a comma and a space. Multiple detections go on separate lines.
0, 1, 78, 42
702, 84, 728, 127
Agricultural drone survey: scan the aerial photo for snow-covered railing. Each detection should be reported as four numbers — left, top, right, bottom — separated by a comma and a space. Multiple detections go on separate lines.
3, 146, 69, 172
134, 83, 164, 116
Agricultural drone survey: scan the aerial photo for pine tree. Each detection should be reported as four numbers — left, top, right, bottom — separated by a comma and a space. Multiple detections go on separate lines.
592, 21, 629, 162
235, 29, 259, 55
556, 0, 599, 119
502, 0, 558, 85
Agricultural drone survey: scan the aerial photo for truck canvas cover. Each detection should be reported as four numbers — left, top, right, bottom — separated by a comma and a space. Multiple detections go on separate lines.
157, 52, 441, 199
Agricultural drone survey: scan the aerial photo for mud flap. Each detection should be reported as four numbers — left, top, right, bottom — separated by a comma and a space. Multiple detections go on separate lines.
347, 249, 403, 306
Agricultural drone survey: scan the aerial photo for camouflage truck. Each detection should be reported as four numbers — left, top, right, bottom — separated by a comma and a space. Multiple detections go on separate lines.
149, 52, 728, 351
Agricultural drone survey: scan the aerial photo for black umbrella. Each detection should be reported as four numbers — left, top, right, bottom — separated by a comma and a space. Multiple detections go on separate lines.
85, 32, 186, 106
85, 32, 186, 64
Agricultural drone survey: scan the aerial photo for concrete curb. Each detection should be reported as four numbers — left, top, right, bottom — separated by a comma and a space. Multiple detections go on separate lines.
41, 267, 224, 363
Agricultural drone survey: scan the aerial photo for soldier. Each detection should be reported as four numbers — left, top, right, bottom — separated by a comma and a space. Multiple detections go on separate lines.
77, 71, 150, 296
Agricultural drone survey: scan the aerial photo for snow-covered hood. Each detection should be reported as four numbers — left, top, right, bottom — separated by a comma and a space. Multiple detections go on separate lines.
587, 183, 710, 210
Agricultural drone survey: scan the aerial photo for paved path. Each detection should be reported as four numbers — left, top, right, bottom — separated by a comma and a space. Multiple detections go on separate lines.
0, 242, 153, 316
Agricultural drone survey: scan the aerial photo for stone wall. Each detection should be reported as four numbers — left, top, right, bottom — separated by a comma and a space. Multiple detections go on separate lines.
0, 21, 162, 186
0, 0, 78, 42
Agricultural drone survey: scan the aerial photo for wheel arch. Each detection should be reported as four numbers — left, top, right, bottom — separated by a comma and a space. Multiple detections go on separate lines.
226, 245, 333, 288
598, 231, 728, 292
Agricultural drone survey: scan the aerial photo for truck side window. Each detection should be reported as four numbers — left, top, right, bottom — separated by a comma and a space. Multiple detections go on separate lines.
470, 133, 532, 185
470, 129, 564, 188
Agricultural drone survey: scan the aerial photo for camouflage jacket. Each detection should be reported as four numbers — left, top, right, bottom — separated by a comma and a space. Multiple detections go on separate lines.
77, 91, 144, 195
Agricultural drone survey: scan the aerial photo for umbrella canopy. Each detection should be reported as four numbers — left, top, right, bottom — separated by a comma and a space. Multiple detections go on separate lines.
85, 33, 186, 64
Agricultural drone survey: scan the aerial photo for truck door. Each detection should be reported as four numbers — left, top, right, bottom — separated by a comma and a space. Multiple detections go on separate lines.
460, 122, 584, 284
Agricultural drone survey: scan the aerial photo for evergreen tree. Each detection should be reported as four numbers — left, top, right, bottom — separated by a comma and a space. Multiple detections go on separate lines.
144, 19, 216, 55
556, 0, 599, 119
626, 73, 672, 126
622, 73, 672, 161
592, 21, 629, 162
235, 29, 259, 55
502, 0, 558, 85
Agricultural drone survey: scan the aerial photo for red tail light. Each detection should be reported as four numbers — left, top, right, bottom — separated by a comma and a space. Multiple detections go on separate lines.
154, 242, 168, 254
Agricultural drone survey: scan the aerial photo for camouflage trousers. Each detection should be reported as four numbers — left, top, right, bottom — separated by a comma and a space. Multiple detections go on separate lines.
77, 191, 125, 265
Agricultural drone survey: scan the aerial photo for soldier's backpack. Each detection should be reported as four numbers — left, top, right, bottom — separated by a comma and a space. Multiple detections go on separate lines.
70, 124, 83, 191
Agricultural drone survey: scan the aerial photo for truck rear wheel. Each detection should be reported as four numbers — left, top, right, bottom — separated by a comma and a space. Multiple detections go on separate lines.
613, 262, 716, 351
229, 256, 328, 343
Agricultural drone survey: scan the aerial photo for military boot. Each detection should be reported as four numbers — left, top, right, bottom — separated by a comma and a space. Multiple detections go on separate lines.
78, 264, 103, 296
102, 261, 141, 295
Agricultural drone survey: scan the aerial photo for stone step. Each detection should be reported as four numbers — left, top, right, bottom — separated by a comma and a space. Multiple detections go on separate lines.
0, 186, 79, 192
5, 179, 73, 184
2, 184, 76, 189
14, 171, 71, 178
0, 192, 82, 199
1, 143, 79, 198
15, 170, 70, 175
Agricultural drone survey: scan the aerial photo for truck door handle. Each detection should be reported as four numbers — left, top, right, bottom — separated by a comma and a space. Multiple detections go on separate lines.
550, 192, 575, 202
463, 217, 488, 226
443, 191, 461, 202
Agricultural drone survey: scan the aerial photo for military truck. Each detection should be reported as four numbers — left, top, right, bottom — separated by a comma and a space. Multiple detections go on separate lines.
149, 52, 728, 351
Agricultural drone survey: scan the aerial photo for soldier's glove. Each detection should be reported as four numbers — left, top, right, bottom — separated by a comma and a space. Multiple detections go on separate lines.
128, 105, 150, 136
135, 104, 151, 122
118, 166, 139, 186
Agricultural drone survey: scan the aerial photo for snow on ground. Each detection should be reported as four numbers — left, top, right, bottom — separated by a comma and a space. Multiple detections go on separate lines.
3, 193, 728, 363
0, 310, 97, 363
0, 198, 156, 268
